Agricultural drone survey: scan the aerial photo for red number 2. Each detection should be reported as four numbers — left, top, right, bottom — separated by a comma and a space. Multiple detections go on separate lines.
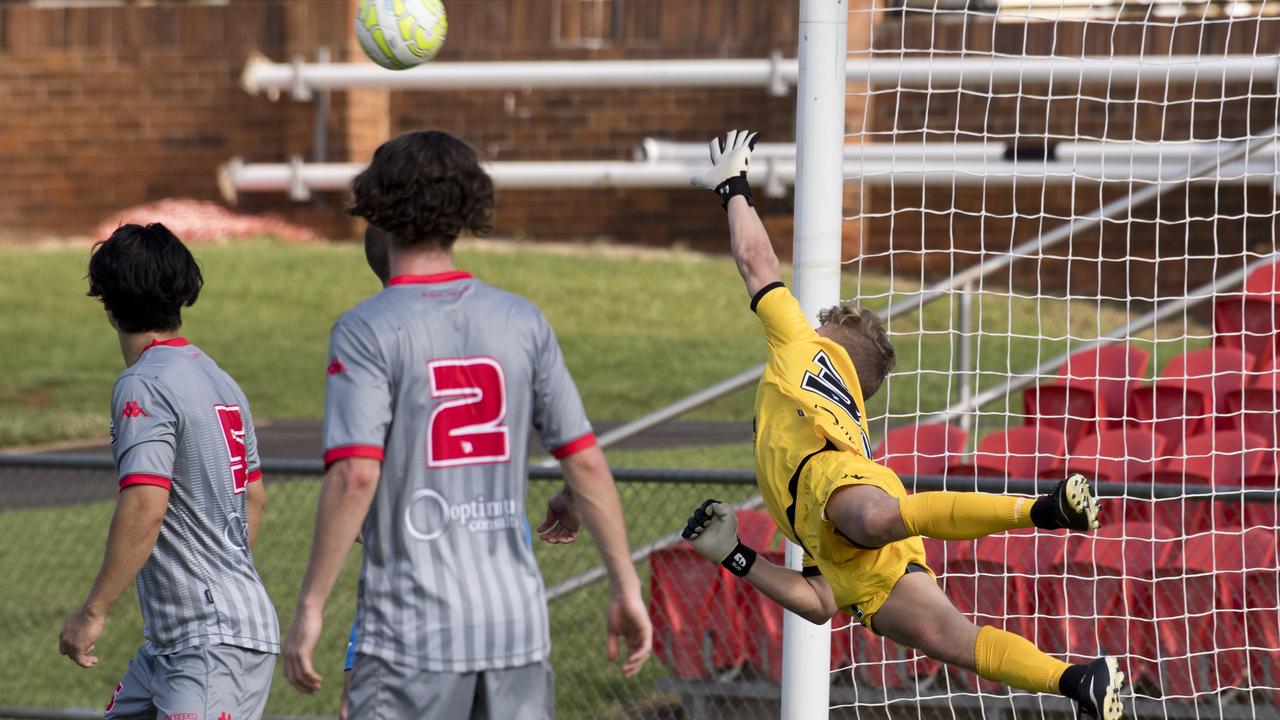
214, 404, 249, 494
427, 358, 510, 468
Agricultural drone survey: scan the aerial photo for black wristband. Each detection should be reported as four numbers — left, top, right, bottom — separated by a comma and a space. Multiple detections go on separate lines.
721, 540, 758, 577
715, 175, 754, 209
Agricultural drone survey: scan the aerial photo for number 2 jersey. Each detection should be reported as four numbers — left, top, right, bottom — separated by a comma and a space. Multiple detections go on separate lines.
323, 271, 596, 673
110, 338, 279, 655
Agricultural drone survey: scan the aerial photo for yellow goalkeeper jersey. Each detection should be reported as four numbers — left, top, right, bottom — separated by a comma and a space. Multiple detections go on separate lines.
751, 282, 878, 552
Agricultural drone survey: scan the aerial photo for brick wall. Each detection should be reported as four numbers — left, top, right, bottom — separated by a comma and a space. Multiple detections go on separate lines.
0, 0, 804, 243
861, 13, 1280, 298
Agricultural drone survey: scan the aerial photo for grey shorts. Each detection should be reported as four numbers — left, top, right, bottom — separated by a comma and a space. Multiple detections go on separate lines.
104, 643, 275, 720
349, 654, 554, 720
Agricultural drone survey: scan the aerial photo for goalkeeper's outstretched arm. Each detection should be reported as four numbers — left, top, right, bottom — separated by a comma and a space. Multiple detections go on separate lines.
690, 130, 782, 297
682, 500, 836, 625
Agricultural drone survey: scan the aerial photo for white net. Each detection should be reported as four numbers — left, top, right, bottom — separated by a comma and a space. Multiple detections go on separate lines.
835, 0, 1280, 717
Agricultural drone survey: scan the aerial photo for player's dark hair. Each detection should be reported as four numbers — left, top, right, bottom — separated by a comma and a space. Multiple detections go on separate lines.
363, 224, 393, 285
87, 223, 203, 334
349, 130, 494, 251
818, 303, 897, 400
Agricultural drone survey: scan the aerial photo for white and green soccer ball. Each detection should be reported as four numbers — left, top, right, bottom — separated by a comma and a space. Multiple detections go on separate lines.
355, 0, 448, 70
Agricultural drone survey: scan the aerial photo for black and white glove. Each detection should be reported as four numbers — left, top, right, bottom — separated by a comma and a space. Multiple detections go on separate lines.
690, 130, 759, 209
681, 499, 757, 577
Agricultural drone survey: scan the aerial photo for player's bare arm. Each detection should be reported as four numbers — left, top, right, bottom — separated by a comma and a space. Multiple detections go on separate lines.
284, 457, 381, 694
690, 130, 781, 297
681, 500, 836, 625
559, 445, 652, 677
60, 484, 169, 668
246, 478, 265, 550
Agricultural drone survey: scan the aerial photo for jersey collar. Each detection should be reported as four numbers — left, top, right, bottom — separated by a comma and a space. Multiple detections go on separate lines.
140, 337, 191, 357
388, 270, 473, 286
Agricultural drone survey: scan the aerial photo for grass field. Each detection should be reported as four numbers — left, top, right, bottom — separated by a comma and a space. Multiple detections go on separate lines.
0, 239, 1212, 716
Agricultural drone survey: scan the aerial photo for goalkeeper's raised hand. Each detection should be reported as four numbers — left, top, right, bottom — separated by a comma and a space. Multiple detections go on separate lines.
690, 130, 759, 209
681, 499, 757, 577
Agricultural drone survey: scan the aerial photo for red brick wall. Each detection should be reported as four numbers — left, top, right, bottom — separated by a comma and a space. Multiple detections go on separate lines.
861, 14, 1280, 298
0, 0, 804, 243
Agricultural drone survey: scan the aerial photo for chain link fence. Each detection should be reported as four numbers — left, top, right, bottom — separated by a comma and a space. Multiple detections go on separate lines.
2, 455, 1278, 720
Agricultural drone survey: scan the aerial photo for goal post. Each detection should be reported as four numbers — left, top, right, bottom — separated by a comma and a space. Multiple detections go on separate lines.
782, 1, 849, 717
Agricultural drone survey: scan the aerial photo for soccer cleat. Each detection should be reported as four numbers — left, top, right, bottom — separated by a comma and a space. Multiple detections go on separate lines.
1073, 656, 1125, 720
1047, 473, 1101, 531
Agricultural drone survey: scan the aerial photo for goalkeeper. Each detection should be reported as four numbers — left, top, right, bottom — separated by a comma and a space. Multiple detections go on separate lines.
681, 130, 1124, 720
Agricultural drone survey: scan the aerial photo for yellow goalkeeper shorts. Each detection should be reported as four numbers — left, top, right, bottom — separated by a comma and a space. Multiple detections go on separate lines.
793, 450, 934, 631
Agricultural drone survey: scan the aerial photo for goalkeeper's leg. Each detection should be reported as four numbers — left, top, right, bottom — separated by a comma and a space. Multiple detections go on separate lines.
828, 474, 1100, 548
874, 571, 1125, 719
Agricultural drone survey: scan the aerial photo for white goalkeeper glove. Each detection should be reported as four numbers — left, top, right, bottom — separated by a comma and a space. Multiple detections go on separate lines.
690, 129, 759, 209
681, 499, 757, 577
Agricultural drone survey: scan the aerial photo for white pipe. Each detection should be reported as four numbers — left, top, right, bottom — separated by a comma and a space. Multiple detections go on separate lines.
241, 51, 1280, 99
217, 153, 1280, 203
781, 1, 845, 716
642, 138, 1280, 164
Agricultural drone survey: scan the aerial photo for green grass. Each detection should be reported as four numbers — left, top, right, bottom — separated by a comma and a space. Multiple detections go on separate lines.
0, 239, 1210, 449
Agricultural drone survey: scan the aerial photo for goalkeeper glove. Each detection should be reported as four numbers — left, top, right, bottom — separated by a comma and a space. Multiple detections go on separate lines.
681, 499, 757, 577
690, 130, 759, 209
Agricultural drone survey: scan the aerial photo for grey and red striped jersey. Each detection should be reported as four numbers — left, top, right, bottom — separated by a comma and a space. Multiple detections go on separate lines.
323, 271, 595, 672
110, 338, 279, 655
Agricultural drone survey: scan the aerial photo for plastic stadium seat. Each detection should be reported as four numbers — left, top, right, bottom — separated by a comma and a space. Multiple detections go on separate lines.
1152, 530, 1277, 698
1128, 348, 1252, 454
1137, 429, 1268, 532
873, 423, 968, 480
1215, 261, 1280, 371
947, 426, 1068, 481
1053, 522, 1177, 687
649, 508, 783, 679
1065, 428, 1165, 484
1228, 368, 1280, 452
1023, 344, 1151, 448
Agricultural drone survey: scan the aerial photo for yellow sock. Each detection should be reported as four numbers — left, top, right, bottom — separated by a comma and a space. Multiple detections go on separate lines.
898, 492, 1034, 540
973, 625, 1069, 694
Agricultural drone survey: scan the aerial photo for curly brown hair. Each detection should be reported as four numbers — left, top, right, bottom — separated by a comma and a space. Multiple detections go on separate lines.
817, 302, 896, 400
349, 130, 494, 251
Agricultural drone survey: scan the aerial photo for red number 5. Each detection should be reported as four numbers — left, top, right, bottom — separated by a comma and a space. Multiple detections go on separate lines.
427, 357, 510, 468
214, 404, 248, 493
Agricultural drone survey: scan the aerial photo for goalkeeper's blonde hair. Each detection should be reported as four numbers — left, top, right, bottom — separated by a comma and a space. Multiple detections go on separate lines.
818, 302, 896, 400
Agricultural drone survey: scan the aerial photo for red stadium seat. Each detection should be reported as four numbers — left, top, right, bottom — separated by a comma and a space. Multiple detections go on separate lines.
1216, 261, 1280, 371
649, 508, 783, 679
1138, 429, 1269, 532
1065, 428, 1165, 484
1055, 523, 1177, 687
874, 423, 968, 480
1228, 368, 1280, 452
1152, 530, 1277, 698
947, 426, 1068, 481
1128, 348, 1252, 454
1023, 344, 1151, 448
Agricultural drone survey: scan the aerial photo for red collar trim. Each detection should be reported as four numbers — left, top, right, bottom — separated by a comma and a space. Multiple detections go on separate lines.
142, 337, 191, 355
388, 271, 473, 286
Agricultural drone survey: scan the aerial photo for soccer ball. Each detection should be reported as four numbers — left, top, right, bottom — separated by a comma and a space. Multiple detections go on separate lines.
355, 0, 448, 70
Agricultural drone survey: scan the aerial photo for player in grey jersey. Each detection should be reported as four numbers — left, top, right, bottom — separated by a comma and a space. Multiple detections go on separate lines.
60, 223, 279, 720
284, 131, 651, 719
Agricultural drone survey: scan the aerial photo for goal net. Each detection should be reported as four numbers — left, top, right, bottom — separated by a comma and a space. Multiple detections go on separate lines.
834, 0, 1280, 717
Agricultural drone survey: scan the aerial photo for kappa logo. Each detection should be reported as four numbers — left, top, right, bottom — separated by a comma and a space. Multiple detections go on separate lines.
327, 357, 347, 376
217, 713, 232, 720
120, 401, 149, 419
